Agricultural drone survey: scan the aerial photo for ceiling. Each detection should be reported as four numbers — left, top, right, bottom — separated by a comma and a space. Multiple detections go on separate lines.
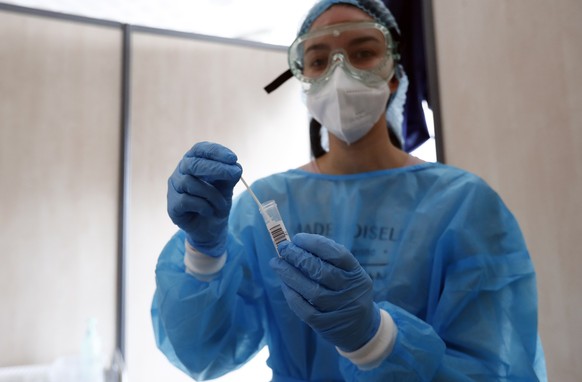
2, 0, 318, 46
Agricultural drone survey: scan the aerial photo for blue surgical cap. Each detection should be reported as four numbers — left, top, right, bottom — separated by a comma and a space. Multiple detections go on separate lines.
298, 0, 401, 38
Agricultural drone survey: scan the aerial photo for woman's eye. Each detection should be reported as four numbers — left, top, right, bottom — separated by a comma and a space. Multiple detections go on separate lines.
307, 57, 328, 71
311, 59, 324, 68
352, 50, 375, 60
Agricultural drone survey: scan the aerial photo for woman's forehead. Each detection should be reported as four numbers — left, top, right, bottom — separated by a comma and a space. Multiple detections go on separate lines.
310, 5, 374, 31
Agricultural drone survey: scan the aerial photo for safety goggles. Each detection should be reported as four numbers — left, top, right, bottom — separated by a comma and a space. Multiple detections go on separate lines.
287, 21, 397, 92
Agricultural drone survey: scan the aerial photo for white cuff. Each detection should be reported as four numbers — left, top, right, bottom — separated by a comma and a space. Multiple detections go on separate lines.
336, 309, 398, 370
184, 240, 227, 280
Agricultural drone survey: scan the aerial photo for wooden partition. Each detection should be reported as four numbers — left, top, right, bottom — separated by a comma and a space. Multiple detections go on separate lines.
432, 0, 582, 380
0, 10, 121, 366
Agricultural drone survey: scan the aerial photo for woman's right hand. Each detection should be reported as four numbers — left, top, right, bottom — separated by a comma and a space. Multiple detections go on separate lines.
167, 141, 242, 257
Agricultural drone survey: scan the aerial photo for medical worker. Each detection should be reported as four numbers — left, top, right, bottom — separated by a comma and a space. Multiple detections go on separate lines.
152, 0, 547, 380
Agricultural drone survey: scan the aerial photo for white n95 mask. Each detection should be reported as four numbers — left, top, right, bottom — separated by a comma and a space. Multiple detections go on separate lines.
305, 67, 391, 145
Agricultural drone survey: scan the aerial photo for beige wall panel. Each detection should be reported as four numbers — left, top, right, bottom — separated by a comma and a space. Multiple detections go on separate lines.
433, 0, 582, 380
128, 33, 309, 381
0, 11, 121, 366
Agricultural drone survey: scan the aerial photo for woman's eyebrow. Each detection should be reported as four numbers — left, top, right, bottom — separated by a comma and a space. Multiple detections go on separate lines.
348, 35, 382, 47
304, 43, 331, 55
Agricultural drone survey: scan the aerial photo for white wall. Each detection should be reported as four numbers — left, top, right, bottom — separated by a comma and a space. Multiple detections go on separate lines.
433, 0, 582, 380
0, 10, 120, 367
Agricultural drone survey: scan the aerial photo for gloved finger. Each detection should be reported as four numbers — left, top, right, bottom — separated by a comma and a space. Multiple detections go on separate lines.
288, 290, 371, 352
168, 177, 228, 219
278, 240, 348, 291
270, 254, 309, 287
179, 157, 242, 186
168, 169, 229, 208
293, 233, 360, 271
185, 141, 238, 164
278, 281, 321, 321
167, 191, 216, 220
278, 282, 359, 344
270, 256, 342, 312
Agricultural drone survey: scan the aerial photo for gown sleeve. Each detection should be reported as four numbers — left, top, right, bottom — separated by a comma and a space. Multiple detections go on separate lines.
338, 176, 546, 381
151, 224, 268, 380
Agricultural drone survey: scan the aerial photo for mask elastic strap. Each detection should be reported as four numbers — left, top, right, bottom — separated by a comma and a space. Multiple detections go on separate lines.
264, 69, 293, 94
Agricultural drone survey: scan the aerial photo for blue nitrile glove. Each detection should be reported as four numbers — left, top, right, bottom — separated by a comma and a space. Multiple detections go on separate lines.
270, 233, 381, 352
167, 141, 242, 257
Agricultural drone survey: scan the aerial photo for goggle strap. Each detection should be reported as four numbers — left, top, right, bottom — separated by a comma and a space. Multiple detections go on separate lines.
264, 69, 293, 94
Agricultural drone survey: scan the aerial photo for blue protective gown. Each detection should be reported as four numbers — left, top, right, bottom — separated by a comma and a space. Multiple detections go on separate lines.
152, 162, 547, 381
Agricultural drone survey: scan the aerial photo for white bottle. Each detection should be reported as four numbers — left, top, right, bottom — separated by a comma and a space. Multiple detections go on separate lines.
81, 318, 105, 382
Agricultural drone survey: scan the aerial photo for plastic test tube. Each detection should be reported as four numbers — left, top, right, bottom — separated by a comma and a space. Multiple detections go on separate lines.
259, 200, 291, 254
240, 177, 290, 256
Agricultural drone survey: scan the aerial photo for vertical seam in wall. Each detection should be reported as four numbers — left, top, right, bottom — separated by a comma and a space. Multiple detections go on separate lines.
117, 23, 132, 359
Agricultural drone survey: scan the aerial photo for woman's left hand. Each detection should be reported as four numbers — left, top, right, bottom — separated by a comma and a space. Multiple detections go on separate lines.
270, 233, 381, 352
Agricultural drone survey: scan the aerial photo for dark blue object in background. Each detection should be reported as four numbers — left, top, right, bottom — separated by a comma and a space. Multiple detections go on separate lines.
384, 0, 431, 152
